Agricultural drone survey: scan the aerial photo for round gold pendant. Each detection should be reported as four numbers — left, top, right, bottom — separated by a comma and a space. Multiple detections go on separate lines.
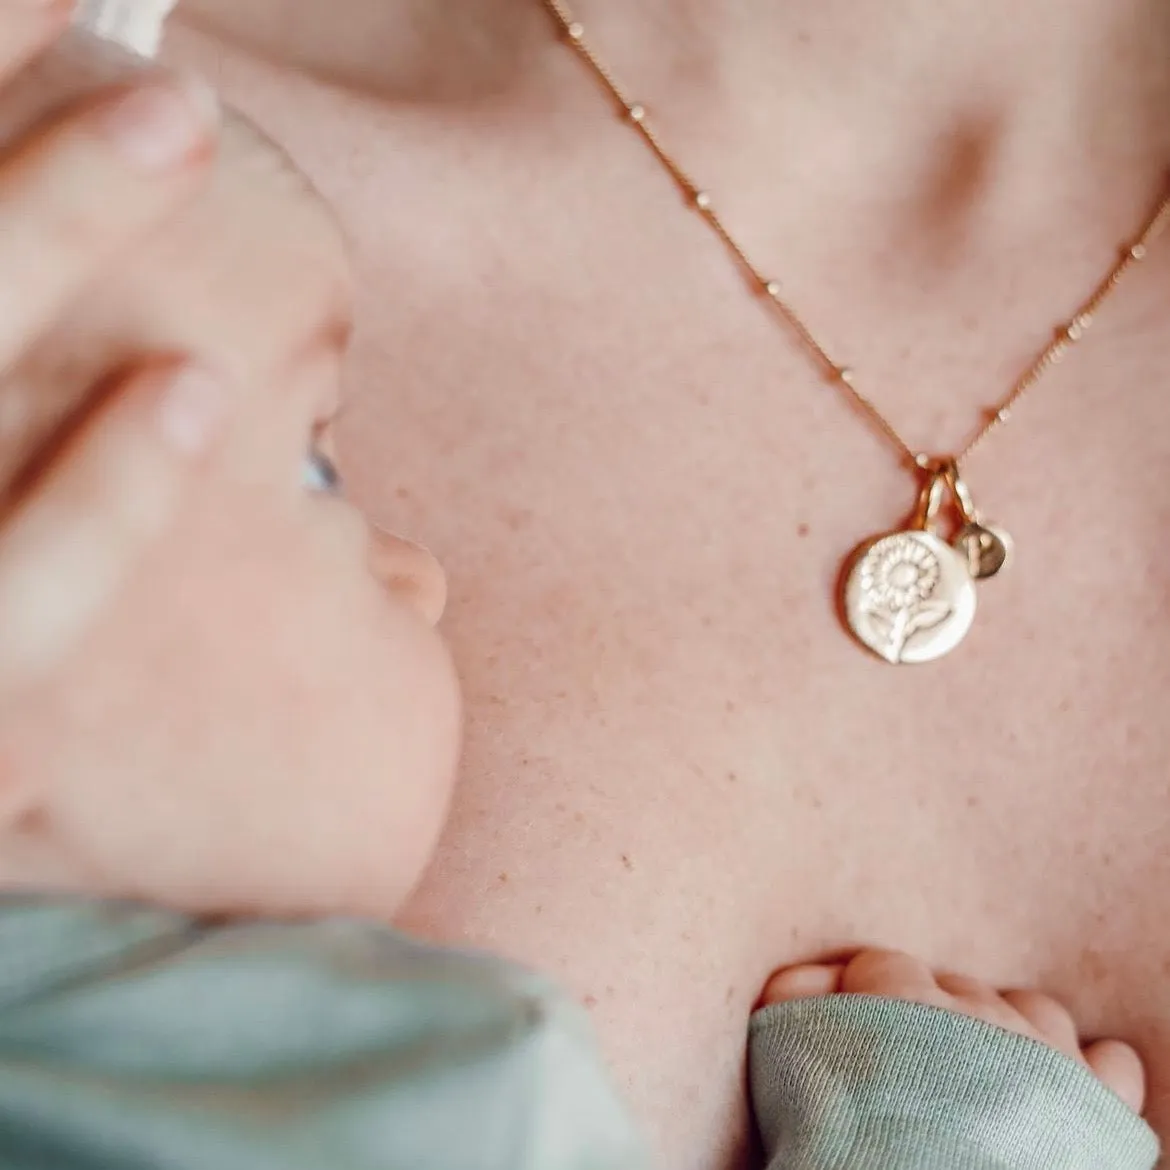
842, 529, 977, 665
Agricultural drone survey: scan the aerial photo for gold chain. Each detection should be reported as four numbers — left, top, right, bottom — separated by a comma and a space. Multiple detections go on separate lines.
539, 0, 1170, 473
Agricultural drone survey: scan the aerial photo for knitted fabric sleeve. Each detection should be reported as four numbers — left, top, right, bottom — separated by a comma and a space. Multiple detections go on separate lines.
750, 995, 1160, 1170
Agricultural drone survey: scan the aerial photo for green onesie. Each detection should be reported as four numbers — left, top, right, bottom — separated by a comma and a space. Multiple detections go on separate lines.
0, 897, 1158, 1169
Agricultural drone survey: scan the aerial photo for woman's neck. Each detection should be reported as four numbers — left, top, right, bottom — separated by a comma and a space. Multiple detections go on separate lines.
178, 0, 1170, 129
173, 0, 542, 99
176, 0, 1170, 211
610, 0, 1167, 69
179, 0, 1170, 89
615, 0, 1170, 210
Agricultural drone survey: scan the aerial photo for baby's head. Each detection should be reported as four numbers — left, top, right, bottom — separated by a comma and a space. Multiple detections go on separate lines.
0, 31, 462, 921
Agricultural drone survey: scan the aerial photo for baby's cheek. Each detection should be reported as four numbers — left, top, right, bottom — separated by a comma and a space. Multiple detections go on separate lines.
29, 491, 461, 919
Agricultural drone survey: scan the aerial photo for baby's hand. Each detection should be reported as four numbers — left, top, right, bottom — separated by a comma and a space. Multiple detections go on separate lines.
0, 2, 226, 749
0, 16, 354, 497
761, 948, 1145, 1112
0, 3, 220, 494
0, 360, 226, 706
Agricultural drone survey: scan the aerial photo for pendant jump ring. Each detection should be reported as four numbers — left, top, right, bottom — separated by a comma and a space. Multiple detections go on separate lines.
936, 456, 980, 525
913, 467, 948, 529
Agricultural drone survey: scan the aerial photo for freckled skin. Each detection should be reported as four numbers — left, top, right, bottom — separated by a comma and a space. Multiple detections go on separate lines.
164, 8, 1170, 1167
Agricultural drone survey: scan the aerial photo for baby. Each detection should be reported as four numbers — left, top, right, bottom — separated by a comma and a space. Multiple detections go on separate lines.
0, 5, 1158, 1168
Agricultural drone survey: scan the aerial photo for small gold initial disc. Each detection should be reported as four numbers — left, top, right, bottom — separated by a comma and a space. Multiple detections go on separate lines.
954, 522, 1013, 581
843, 529, 977, 665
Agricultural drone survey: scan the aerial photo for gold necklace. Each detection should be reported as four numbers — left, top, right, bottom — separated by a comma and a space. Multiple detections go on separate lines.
539, 0, 1170, 665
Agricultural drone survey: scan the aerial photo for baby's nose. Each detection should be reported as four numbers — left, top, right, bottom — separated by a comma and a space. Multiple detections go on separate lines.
367, 527, 448, 626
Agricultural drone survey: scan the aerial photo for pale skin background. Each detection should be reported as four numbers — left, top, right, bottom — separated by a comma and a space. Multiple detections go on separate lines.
158, 2, 1170, 1166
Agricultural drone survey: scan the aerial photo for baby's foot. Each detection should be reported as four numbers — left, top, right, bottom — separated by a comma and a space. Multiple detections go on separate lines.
761, 948, 1146, 1113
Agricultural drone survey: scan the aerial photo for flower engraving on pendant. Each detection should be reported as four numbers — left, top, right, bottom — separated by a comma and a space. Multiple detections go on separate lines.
844, 530, 977, 665
864, 536, 941, 610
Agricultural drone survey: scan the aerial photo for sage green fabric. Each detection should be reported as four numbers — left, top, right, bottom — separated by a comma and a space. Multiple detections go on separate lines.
0, 898, 1160, 1170
750, 995, 1160, 1170
0, 897, 647, 1170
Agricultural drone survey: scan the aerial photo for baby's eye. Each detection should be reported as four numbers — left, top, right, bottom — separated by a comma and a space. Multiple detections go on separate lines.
302, 446, 343, 495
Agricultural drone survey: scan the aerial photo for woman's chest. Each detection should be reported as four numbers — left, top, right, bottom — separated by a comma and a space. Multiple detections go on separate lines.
177, 57, 1170, 1162
361, 289, 1170, 939
346, 234, 1170, 1165
324, 133, 1170, 1169
332, 171, 1170, 902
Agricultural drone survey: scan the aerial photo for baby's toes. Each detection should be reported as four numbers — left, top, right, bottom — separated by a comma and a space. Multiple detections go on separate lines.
761, 950, 950, 1010
839, 948, 943, 1003
934, 971, 1002, 1005
996, 989, 1146, 1110
760, 962, 844, 1005
1083, 1039, 1147, 1114
932, 972, 1032, 1035
999, 989, 1082, 1058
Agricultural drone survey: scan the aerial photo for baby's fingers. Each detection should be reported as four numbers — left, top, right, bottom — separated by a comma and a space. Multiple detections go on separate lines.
1083, 1039, 1147, 1115
0, 361, 227, 692
0, 0, 71, 82
0, 72, 218, 373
